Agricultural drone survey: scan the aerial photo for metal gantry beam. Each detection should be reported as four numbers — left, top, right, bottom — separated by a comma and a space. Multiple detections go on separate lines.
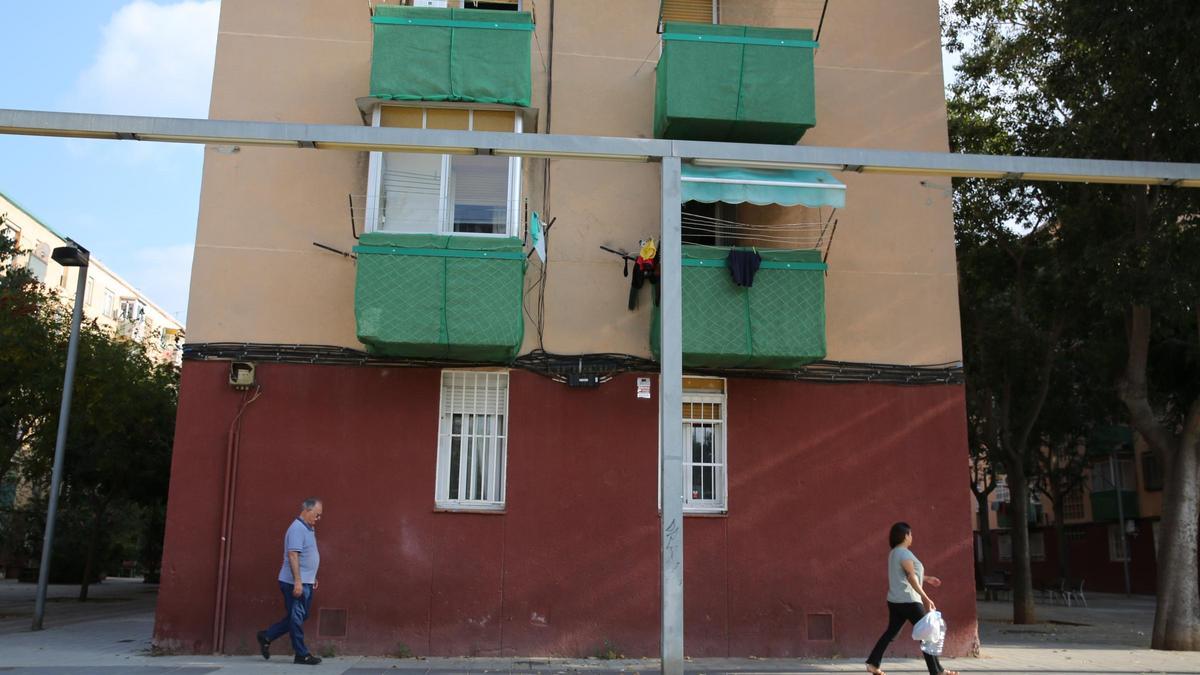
4, 108, 1200, 185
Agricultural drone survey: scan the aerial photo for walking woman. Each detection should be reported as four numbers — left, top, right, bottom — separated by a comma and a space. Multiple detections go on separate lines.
866, 522, 958, 675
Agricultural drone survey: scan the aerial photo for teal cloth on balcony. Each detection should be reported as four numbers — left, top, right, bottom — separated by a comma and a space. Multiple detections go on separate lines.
681, 164, 845, 208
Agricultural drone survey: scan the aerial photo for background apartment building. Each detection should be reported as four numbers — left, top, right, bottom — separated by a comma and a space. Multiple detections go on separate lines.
975, 428, 1165, 596
156, 0, 974, 658
0, 191, 185, 365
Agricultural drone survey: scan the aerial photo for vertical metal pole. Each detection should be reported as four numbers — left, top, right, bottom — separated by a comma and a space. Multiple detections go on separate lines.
32, 263, 88, 630
659, 156, 684, 675
1108, 453, 1131, 595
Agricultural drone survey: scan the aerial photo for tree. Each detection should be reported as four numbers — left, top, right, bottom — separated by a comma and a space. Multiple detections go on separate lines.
0, 233, 65, 483
23, 318, 178, 600
946, 0, 1200, 649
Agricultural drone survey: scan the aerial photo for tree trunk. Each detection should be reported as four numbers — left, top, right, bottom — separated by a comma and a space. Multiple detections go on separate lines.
79, 501, 107, 602
1152, 441, 1200, 650
1052, 485, 1070, 581
1009, 468, 1036, 624
976, 493, 993, 587
1119, 303, 1200, 650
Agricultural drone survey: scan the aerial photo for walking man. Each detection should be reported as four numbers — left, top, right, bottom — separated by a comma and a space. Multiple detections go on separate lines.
256, 498, 323, 665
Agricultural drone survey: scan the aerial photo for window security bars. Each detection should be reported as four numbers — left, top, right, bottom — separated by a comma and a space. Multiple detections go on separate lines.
436, 370, 509, 510
682, 392, 725, 512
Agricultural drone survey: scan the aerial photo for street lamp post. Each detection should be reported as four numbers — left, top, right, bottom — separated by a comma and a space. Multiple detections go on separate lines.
31, 239, 90, 631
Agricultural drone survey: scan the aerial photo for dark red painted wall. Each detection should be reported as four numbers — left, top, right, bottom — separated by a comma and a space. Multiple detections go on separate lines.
982, 523, 1161, 595
154, 361, 977, 658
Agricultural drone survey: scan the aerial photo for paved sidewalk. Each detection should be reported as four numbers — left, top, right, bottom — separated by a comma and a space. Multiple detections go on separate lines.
0, 583, 1196, 674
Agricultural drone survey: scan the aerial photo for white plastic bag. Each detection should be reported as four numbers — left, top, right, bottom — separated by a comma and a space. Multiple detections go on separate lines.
912, 610, 946, 655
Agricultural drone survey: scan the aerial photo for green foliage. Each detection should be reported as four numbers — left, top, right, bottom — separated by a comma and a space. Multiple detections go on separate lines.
391, 642, 414, 659
594, 639, 624, 660
0, 233, 179, 584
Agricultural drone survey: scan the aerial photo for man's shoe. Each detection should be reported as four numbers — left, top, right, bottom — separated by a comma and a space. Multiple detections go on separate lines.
255, 631, 270, 660
294, 653, 323, 665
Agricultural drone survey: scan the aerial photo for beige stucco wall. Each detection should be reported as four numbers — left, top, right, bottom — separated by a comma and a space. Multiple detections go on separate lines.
188, 0, 961, 366
1, 192, 185, 363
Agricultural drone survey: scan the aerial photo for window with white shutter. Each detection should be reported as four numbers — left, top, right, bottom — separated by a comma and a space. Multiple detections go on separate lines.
436, 370, 509, 510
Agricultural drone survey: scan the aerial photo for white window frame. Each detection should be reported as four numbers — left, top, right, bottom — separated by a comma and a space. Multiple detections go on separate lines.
434, 370, 509, 511
997, 533, 1012, 562
1108, 524, 1129, 562
658, 377, 729, 515
367, 106, 523, 238
1029, 531, 1046, 561
1091, 458, 1135, 492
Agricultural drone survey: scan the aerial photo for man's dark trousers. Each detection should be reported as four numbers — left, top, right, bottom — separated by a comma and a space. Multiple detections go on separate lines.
263, 581, 313, 656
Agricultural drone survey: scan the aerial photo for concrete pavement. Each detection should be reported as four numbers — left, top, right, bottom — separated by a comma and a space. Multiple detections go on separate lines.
0, 580, 1196, 674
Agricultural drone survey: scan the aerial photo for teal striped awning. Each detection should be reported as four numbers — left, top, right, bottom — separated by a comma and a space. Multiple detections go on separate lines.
681, 164, 846, 208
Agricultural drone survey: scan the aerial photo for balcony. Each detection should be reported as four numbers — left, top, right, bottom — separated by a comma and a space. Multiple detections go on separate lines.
651, 245, 826, 369
369, 5, 533, 107
654, 21, 817, 144
354, 232, 525, 362
1090, 490, 1140, 522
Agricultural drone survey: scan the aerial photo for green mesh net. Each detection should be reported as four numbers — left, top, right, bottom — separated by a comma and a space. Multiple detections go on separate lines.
370, 6, 533, 107
654, 21, 816, 143
354, 232, 526, 362
652, 246, 826, 368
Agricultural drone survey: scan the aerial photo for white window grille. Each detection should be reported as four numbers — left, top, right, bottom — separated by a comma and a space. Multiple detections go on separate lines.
1108, 524, 1129, 562
998, 533, 1012, 562
435, 370, 509, 510
682, 380, 726, 513
1061, 489, 1085, 521
993, 477, 1010, 503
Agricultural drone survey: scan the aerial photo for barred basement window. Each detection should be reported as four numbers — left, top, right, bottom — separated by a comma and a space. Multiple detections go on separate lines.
436, 370, 509, 511
682, 377, 726, 513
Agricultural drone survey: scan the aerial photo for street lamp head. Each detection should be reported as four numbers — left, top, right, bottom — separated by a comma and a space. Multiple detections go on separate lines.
51, 239, 89, 268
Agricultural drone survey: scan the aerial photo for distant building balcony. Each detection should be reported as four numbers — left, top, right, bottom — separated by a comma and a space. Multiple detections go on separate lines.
1090, 490, 1140, 522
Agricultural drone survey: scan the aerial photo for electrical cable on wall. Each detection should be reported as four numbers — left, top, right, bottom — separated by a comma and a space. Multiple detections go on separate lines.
183, 342, 965, 386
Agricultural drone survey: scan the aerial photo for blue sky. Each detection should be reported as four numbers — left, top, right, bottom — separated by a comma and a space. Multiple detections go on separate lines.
0, 1, 959, 325
0, 1, 219, 322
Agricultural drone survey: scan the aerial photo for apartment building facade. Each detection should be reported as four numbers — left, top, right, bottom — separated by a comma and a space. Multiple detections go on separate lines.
155, 0, 975, 658
0, 191, 185, 365
975, 429, 1165, 596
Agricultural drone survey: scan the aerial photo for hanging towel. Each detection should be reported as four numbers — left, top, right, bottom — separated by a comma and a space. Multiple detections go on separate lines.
728, 249, 763, 287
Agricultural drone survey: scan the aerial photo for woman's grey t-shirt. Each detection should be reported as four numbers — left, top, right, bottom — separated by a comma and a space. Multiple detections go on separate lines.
888, 547, 924, 603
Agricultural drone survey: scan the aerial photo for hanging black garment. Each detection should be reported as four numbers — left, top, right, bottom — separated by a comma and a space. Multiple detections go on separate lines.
728, 249, 762, 287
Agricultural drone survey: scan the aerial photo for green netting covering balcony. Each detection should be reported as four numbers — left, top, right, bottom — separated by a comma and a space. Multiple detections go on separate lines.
370, 6, 533, 107
1090, 490, 1140, 522
354, 232, 525, 362
651, 246, 826, 369
654, 21, 817, 144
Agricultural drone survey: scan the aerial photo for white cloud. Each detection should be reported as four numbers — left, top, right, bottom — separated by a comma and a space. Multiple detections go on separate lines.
71, 0, 220, 118
124, 243, 195, 324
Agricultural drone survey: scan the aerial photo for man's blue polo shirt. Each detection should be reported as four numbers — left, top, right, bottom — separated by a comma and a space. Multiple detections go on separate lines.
278, 517, 320, 584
